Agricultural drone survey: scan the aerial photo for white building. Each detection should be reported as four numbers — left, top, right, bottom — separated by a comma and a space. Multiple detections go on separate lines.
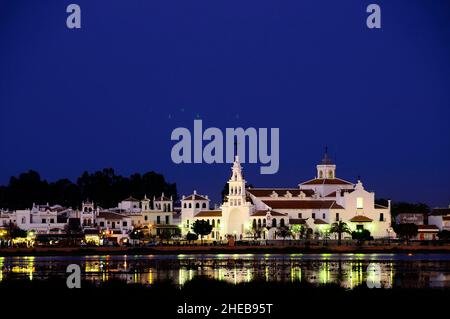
429, 206, 450, 231
181, 152, 392, 241
7, 204, 70, 234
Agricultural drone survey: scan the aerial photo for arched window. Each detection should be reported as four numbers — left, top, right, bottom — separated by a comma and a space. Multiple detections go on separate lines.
319, 171, 323, 178
189, 203, 192, 208
280, 219, 285, 227
195, 203, 200, 208
258, 219, 262, 228
263, 219, 266, 227
252, 219, 257, 228
217, 219, 220, 225
202, 203, 206, 208
328, 171, 333, 179
272, 219, 277, 227
183, 203, 187, 208
212, 220, 215, 227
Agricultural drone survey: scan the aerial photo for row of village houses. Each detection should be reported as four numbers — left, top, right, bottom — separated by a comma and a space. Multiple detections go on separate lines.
0, 192, 449, 244
0, 155, 449, 244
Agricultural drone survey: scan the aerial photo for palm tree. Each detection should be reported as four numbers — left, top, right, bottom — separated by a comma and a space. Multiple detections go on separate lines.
329, 221, 351, 245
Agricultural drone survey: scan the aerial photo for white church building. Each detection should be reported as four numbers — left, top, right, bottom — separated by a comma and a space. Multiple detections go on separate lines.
180, 152, 392, 241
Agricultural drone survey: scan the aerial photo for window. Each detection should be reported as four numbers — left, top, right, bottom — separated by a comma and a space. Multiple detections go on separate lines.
319, 171, 323, 178
202, 203, 207, 208
123, 221, 127, 227
165, 215, 169, 224
336, 213, 339, 221
189, 203, 192, 208
322, 213, 325, 219
195, 203, 200, 208
100, 222, 104, 227
212, 220, 215, 227
272, 219, 277, 227
144, 215, 148, 221
356, 225, 364, 231
328, 171, 333, 179
280, 219, 285, 227
157, 216, 161, 224
42, 218, 46, 223
184, 203, 187, 209
357, 197, 364, 209
312, 213, 316, 219
379, 213, 384, 222
50, 219, 55, 223
258, 219, 261, 228
298, 213, 302, 218
263, 219, 266, 227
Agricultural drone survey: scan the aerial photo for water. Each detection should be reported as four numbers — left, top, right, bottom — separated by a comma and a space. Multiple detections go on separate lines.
0, 253, 449, 289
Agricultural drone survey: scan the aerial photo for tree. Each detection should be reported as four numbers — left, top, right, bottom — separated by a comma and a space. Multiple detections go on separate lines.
246, 225, 262, 240
437, 230, 450, 241
290, 224, 307, 240
191, 220, 213, 244
329, 221, 351, 245
7, 222, 27, 239
64, 218, 82, 246
275, 226, 292, 243
351, 229, 373, 245
159, 228, 180, 244
186, 232, 198, 244
393, 223, 418, 243
129, 228, 145, 241
0, 168, 178, 210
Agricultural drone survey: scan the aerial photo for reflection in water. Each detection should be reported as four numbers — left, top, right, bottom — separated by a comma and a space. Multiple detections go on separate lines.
0, 254, 449, 289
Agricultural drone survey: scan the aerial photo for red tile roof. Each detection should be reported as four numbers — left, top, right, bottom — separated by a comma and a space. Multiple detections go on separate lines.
251, 210, 286, 217
289, 218, 307, 225
349, 215, 373, 222
301, 178, 353, 185
97, 212, 125, 220
325, 189, 355, 197
417, 225, 439, 231
247, 188, 315, 197
262, 200, 344, 210
195, 210, 222, 217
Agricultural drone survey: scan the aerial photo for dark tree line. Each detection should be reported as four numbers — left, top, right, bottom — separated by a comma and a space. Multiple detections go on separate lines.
0, 169, 178, 210
376, 199, 430, 219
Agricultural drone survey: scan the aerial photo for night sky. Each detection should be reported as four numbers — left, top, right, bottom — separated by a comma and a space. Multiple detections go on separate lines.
1, 0, 449, 207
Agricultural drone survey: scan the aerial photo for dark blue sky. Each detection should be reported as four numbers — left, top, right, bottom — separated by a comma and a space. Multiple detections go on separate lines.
1, 0, 449, 207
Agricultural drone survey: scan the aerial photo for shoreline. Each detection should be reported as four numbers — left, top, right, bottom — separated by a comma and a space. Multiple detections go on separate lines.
1, 244, 449, 256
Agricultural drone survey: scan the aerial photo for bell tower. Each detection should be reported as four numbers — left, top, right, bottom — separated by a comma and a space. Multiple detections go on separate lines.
226, 156, 247, 207
316, 147, 336, 179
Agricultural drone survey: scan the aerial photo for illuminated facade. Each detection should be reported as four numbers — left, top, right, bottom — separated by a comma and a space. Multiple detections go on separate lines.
181, 152, 392, 240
